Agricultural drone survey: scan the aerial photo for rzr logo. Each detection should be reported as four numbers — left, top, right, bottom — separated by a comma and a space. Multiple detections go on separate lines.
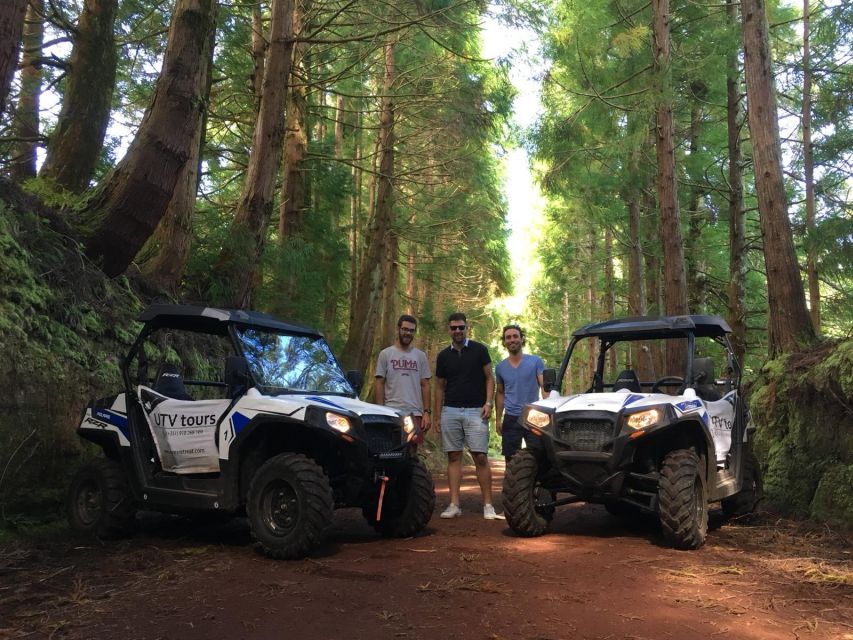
160, 372, 180, 378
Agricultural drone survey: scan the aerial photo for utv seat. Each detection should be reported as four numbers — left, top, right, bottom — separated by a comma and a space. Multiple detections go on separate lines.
693, 357, 722, 401
153, 363, 194, 401
613, 369, 642, 393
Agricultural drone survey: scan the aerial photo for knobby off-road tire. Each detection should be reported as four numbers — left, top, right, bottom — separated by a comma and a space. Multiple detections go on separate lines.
247, 453, 334, 560
503, 450, 552, 537
721, 450, 763, 519
658, 448, 708, 550
363, 458, 435, 537
67, 458, 135, 539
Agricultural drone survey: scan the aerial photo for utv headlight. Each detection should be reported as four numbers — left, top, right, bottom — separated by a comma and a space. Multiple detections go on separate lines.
326, 412, 352, 433
626, 408, 662, 430
402, 415, 416, 434
526, 408, 552, 429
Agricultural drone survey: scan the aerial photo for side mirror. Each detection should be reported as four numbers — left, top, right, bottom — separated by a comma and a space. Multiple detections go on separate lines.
346, 370, 363, 394
543, 368, 557, 394
225, 356, 250, 397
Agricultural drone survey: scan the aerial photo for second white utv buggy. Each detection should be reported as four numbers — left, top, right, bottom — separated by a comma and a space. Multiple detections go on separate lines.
502, 315, 762, 549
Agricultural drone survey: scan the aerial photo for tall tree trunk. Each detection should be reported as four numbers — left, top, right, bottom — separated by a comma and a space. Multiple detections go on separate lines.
278, 1, 307, 242
405, 239, 416, 315
348, 115, 362, 330
251, 3, 265, 112
141, 10, 216, 293
40, 0, 118, 192
726, 0, 747, 366
802, 0, 820, 333
340, 40, 396, 373
381, 228, 399, 347
214, 0, 295, 308
0, 0, 27, 118
653, 0, 688, 375
83, 0, 217, 278
742, 0, 815, 356
11, 0, 42, 181
604, 226, 616, 371
685, 88, 708, 313
334, 94, 344, 158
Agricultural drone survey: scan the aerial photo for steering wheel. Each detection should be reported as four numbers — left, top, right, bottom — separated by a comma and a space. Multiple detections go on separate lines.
651, 376, 685, 394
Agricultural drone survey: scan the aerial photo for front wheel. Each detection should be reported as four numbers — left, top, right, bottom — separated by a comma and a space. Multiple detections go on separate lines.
363, 458, 436, 537
502, 450, 552, 537
67, 458, 135, 539
658, 448, 708, 550
246, 453, 334, 559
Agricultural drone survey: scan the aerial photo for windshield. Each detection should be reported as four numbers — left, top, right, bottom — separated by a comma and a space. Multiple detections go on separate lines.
236, 328, 354, 395
560, 335, 734, 396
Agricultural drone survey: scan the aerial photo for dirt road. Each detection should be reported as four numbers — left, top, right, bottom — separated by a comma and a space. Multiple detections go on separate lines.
2, 464, 851, 640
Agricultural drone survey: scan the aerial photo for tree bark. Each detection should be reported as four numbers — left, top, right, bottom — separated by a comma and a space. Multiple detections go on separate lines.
83, 0, 217, 278
0, 0, 27, 118
141, 9, 216, 293
685, 89, 708, 313
802, 0, 820, 333
251, 3, 265, 112
742, 0, 815, 355
40, 0, 118, 192
653, 0, 688, 375
726, 0, 747, 366
278, 3, 307, 243
214, 0, 295, 308
340, 40, 396, 373
381, 228, 399, 347
11, 0, 42, 181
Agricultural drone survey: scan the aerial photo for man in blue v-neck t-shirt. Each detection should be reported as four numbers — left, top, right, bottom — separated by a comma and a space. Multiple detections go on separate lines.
495, 324, 544, 462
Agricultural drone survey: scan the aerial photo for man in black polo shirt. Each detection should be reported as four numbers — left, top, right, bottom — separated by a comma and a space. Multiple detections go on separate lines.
434, 312, 503, 520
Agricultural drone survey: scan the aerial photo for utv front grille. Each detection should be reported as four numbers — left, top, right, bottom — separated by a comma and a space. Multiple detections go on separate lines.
360, 415, 402, 453
556, 419, 616, 452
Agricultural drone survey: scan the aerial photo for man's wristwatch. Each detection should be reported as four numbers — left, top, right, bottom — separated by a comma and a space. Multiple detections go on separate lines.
423, 409, 431, 414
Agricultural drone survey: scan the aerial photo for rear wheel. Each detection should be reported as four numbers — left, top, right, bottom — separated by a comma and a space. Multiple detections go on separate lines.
503, 450, 552, 537
722, 450, 763, 519
363, 458, 435, 537
247, 453, 334, 559
67, 459, 135, 539
658, 448, 708, 550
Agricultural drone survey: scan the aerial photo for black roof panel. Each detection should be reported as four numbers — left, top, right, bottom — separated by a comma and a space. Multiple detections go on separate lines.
572, 315, 731, 340
138, 304, 322, 337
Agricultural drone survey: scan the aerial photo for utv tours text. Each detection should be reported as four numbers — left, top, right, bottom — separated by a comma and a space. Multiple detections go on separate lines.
501, 315, 762, 550
68, 305, 435, 559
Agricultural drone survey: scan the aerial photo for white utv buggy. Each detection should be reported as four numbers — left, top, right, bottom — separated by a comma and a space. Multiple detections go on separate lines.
68, 304, 435, 559
502, 315, 762, 550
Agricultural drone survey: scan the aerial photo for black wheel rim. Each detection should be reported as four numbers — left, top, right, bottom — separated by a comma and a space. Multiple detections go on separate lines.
260, 479, 299, 537
76, 478, 102, 526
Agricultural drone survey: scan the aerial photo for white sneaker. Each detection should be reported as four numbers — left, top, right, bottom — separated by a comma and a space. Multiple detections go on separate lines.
483, 504, 505, 520
440, 503, 462, 519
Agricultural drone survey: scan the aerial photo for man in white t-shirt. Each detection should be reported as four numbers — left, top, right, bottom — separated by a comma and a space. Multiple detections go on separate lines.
375, 314, 432, 452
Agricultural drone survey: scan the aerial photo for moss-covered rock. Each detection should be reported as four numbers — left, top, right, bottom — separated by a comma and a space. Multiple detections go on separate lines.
0, 180, 142, 520
750, 340, 853, 528
811, 463, 853, 528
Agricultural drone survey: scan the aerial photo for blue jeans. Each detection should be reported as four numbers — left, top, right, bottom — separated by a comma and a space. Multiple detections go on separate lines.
501, 414, 541, 458
440, 406, 489, 453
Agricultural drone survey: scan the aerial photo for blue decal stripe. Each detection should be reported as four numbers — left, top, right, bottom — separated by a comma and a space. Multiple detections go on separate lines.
624, 394, 645, 406
231, 412, 251, 435
305, 396, 346, 411
93, 409, 128, 427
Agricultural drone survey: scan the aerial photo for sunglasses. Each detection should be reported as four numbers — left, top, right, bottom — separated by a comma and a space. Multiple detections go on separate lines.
449, 325, 466, 331
400, 327, 416, 334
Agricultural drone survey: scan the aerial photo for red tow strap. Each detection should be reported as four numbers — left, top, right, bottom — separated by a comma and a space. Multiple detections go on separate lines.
375, 475, 389, 522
